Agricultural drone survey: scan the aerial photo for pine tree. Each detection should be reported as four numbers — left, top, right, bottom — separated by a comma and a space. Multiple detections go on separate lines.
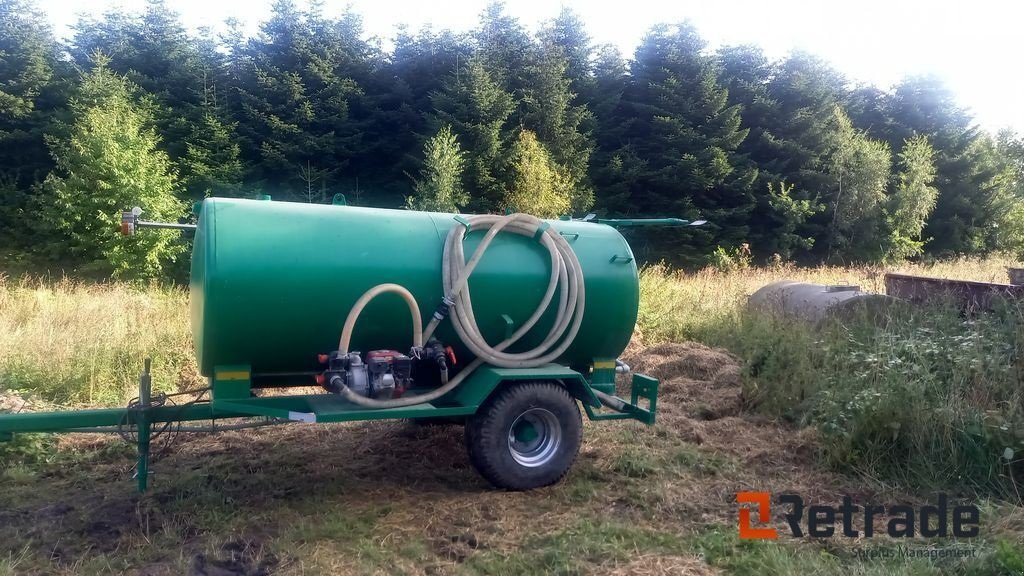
587, 45, 631, 212
502, 130, 572, 218
601, 23, 756, 264
431, 57, 514, 212
473, 3, 595, 213
749, 52, 847, 258
0, 0, 65, 249
763, 181, 824, 258
70, 1, 207, 159
521, 41, 594, 212
41, 58, 185, 280
69, 1, 244, 205
406, 125, 467, 213
229, 0, 372, 201
180, 106, 243, 199
373, 27, 472, 201
717, 45, 810, 258
538, 7, 593, 102
475, 2, 535, 91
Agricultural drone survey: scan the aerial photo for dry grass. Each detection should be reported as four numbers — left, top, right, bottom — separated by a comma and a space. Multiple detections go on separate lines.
0, 255, 1017, 405
0, 275, 195, 405
638, 254, 1020, 344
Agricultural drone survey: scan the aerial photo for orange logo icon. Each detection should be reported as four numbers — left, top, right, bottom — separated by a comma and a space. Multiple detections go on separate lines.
737, 492, 778, 539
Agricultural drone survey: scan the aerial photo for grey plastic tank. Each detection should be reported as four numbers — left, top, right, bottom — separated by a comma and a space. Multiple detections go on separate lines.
748, 281, 898, 322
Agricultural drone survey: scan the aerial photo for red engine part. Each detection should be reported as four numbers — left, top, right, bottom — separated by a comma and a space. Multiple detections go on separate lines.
367, 350, 403, 362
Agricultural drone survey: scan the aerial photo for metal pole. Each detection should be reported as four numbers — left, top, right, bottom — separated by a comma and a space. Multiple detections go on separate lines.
136, 221, 197, 231
136, 358, 152, 493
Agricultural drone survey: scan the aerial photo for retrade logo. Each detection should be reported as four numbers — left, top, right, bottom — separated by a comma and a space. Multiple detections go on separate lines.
736, 493, 979, 540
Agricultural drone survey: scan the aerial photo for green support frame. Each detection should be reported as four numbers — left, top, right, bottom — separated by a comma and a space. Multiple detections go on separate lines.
0, 359, 660, 491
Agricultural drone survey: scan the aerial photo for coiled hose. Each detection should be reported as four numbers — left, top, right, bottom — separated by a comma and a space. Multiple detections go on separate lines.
335, 212, 585, 408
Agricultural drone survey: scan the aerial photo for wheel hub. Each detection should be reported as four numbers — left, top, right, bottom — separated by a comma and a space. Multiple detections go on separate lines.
507, 408, 561, 467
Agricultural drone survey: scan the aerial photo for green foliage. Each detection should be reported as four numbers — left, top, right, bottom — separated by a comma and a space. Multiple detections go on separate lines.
887, 135, 939, 260
721, 50, 847, 261
725, 303, 1024, 497
988, 540, 1024, 574
521, 38, 594, 213
986, 130, 1024, 256
0, 0, 57, 122
40, 58, 185, 280
883, 76, 998, 256
0, 2, 1021, 273
501, 130, 572, 218
0, 433, 54, 467
0, 0, 64, 249
710, 243, 753, 273
596, 22, 756, 266
431, 57, 514, 212
765, 180, 824, 258
824, 106, 893, 261
181, 106, 243, 199
229, 0, 374, 202
637, 260, 1024, 498
406, 125, 467, 213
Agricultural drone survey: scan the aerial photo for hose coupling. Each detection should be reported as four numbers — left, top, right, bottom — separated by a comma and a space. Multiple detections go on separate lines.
432, 295, 455, 321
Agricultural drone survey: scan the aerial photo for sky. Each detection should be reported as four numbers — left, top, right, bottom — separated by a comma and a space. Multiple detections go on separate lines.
34, 0, 1024, 133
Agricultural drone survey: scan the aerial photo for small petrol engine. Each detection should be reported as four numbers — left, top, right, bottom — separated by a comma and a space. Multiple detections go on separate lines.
318, 340, 454, 400
320, 350, 412, 399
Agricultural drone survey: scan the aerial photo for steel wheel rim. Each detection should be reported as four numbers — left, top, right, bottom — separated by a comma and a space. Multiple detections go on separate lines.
507, 408, 561, 467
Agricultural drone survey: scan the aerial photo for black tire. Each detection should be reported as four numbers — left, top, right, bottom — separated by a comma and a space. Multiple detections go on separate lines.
465, 381, 582, 490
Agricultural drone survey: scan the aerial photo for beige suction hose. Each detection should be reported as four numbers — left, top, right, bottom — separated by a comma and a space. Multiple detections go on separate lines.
336, 213, 585, 408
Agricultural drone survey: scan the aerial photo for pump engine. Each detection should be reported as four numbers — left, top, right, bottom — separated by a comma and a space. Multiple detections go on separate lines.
320, 350, 412, 399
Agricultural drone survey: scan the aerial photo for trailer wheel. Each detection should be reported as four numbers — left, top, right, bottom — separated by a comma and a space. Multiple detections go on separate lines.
465, 381, 582, 490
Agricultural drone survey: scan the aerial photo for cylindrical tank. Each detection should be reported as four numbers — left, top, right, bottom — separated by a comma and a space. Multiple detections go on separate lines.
748, 281, 897, 322
190, 198, 640, 376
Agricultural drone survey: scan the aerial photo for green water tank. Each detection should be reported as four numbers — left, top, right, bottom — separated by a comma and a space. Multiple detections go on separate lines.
190, 198, 640, 376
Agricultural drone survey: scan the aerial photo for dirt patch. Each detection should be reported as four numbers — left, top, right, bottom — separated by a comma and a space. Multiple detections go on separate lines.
624, 342, 739, 382
621, 342, 744, 421
609, 339, 902, 530
192, 538, 281, 576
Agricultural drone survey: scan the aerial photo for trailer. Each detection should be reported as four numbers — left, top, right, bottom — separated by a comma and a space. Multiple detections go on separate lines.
0, 199, 689, 492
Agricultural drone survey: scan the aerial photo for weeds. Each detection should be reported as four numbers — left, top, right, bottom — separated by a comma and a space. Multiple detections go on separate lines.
638, 256, 1024, 498
734, 303, 1024, 497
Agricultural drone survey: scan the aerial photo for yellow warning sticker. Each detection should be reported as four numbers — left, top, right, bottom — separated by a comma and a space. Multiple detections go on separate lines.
215, 370, 250, 381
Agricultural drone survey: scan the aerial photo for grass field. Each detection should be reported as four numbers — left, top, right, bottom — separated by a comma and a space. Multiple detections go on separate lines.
1, 258, 1024, 575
